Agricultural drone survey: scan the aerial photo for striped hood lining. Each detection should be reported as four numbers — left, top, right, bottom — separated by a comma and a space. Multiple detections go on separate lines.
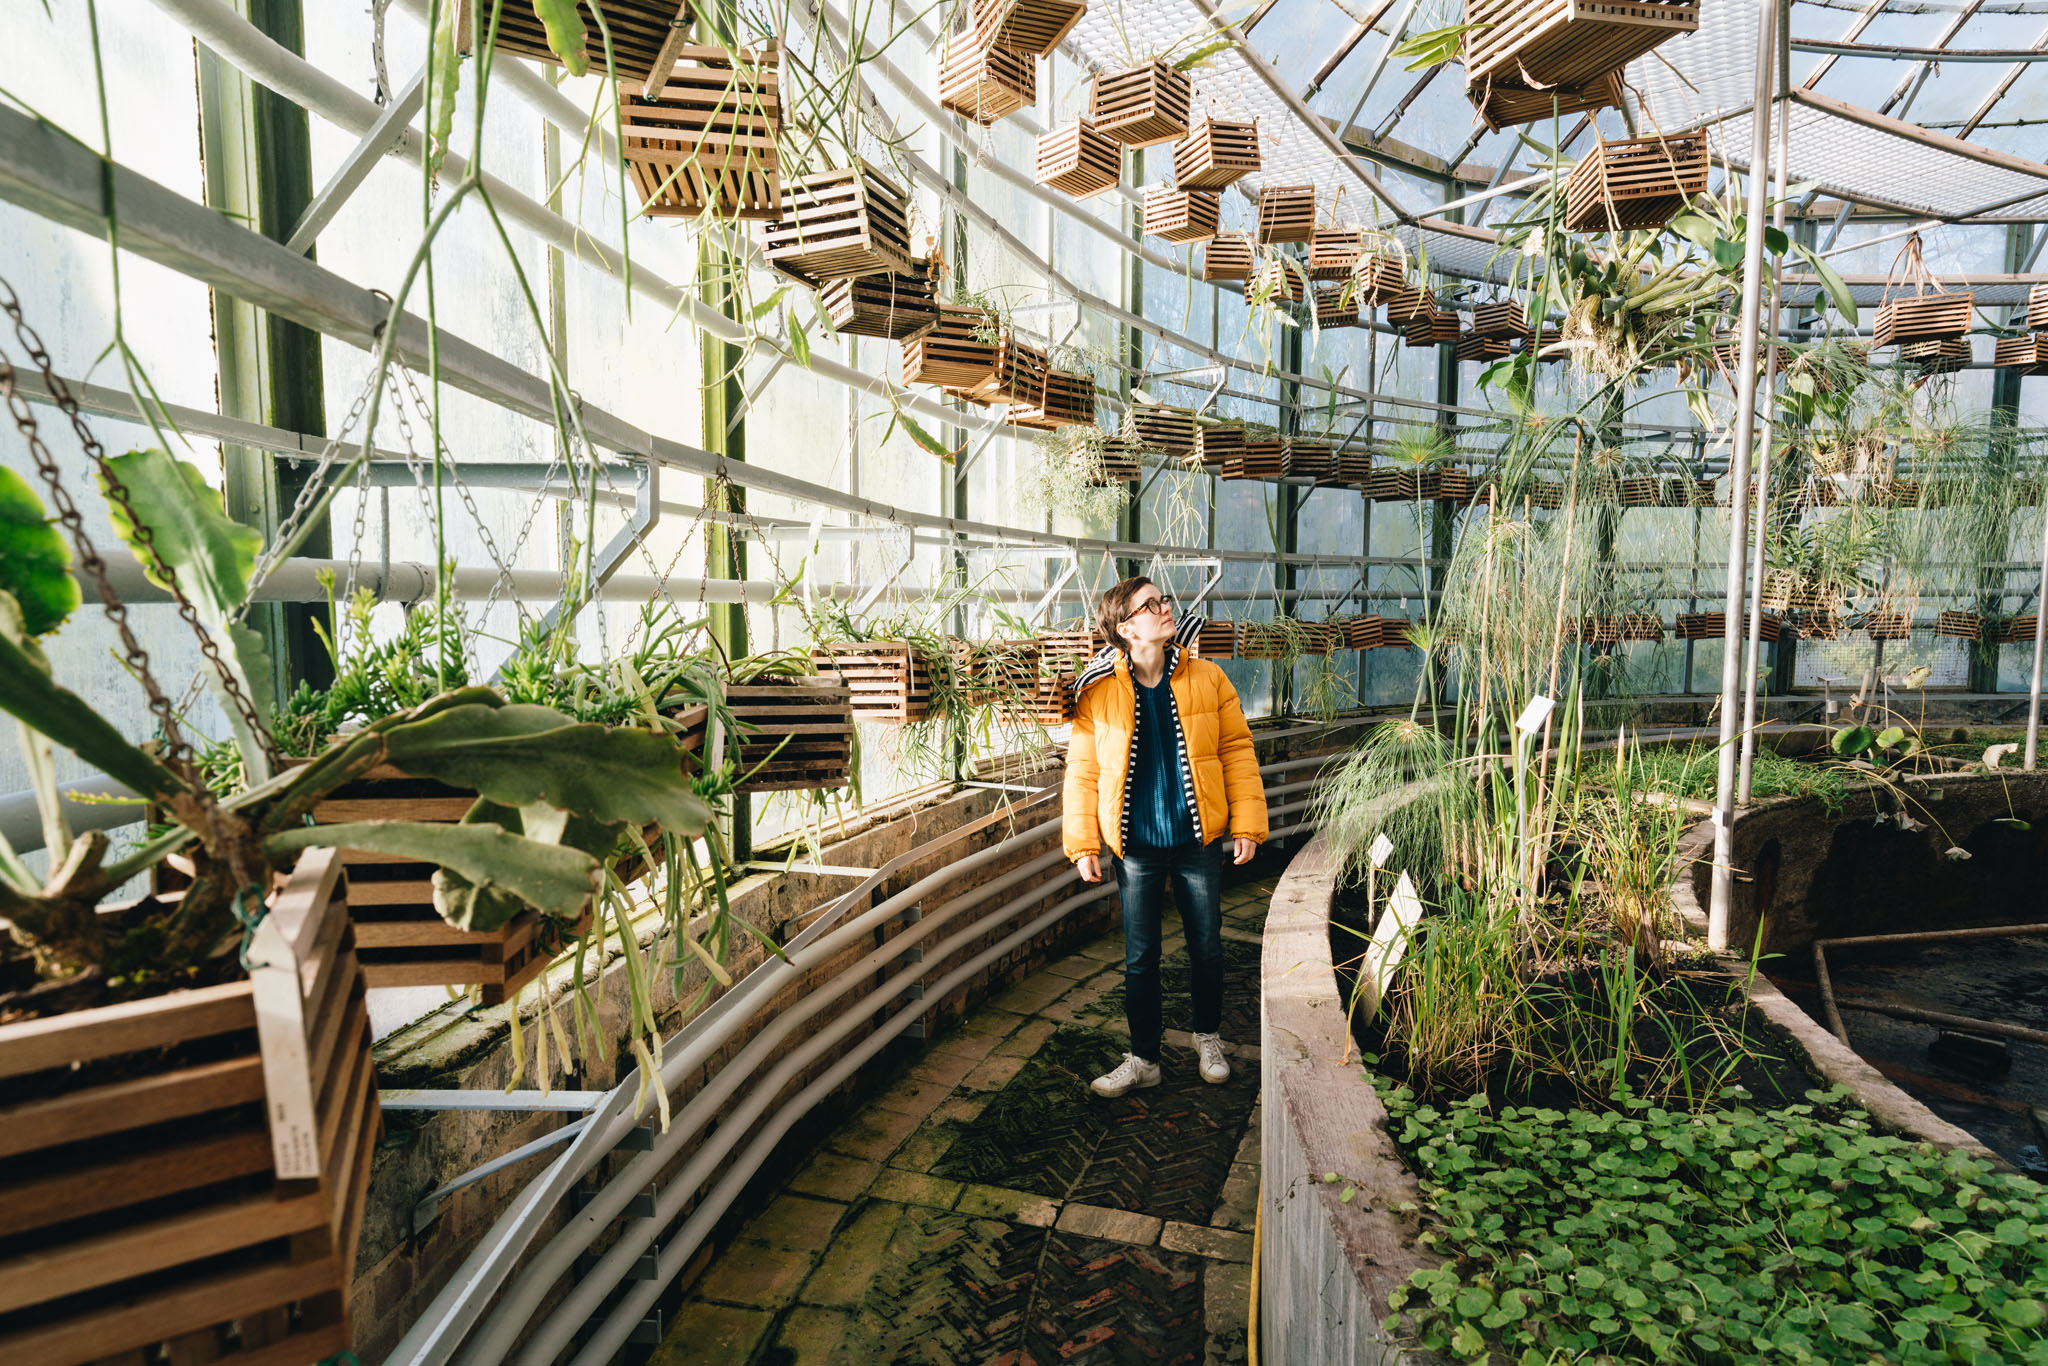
1075, 612, 1206, 697
1074, 613, 1209, 849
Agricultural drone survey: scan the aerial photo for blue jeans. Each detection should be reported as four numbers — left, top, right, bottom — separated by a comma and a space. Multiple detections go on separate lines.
1110, 838, 1226, 1063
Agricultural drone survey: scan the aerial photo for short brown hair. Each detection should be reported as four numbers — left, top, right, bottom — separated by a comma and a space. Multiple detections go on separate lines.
1096, 576, 1157, 656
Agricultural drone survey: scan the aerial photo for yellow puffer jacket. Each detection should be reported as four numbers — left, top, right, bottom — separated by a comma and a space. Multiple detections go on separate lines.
1062, 645, 1268, 862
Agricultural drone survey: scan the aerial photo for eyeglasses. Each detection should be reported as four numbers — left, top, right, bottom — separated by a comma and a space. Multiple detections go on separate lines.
1130, 597, 1175, 617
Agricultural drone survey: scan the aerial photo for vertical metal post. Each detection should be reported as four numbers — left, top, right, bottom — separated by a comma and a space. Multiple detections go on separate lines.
1709, 0, 1781, 951
1120, 149, 1146, 568
1277, 327, 1304, 712
702, 246, 750, 857
1738, 0, 1792, 803
2029, 506, 2048, 769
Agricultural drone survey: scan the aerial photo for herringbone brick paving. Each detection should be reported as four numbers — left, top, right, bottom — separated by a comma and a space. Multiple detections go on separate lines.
650, 875, 1275, 1366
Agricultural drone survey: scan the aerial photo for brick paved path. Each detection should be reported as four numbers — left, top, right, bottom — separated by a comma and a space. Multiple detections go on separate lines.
650, 876, 1274, 1366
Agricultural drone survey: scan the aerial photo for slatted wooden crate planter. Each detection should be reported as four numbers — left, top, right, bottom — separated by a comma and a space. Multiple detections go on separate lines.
1471, 300, 1532, 340
1338, 614, 1383, 649
1125, 402, 1199, 458
1353, 254, 1410, 306
620, 41, 782, 221
1093, 437, 1143, 484
1001, 669, 1077, 725
1228, 436, 1290, 481
1470, 68, 1624, 133
1312, 283, 1360, 328
1194, 419, 1245, 468
1527, 480, 1567, 509
1798, 610, 1850, 642
1287, 441, 1336, 483
1619, 476, 1661, 507
1999, 614, 2041, 645
1173, 118, 1260, 190
1662, 476, 1716, 507
1308, 227, 1366, 280
457, 0, 695, 94
1788, 481, 1839, 514
1367, 467, 1420, 501
1336, 450, 1373, 486
1675, 610, 1780, 641
1462, 0, 1700, 92
1246, 256, 1308, 304
1995, 334, 2048, 374
811, 641, 938, 723
764, 161, 917, 285
973, 0, 1087, 56
1036, 626, 1100, 670
951, 639, 1042, 707
1868, 477, 1924, 508
1036, 120, 1121, 199
820, 267, 939, 340
1934, 610, 1983, 641
1194, 620, 1237, 658
1863, 610, 1912, 641
1873, 291, 1975, 348
1455, 331, 1513, 362
722, 676, 855, 792
1089, 61, 1191, 148
1008, 367, 1096, 429
1563, 132, 1708, 231
1300, 623, 1345, 656
939, 23, 1036, 125
0, 849, 379, 1366
1619, 613, 1665, 642
1903, 336, 1971, 375
1234, 623, 1292, 660
1436, 468, 1475, 504
1256, 185, 1317, 244
1376, 619, 1416, 650
1579, 473, 1622, 505
1404, 301, 1460, 347
1577, 616, 1622, 645
972, 335, 1052, 406
1761, 573, 1841, 614
1527, 325, 1565, 360
1203, 234, 1255, 281
285, 764, 610, 1003
2028, 284, 2048, 332
901, 302, 999, 390
1143, 187, 1220, 244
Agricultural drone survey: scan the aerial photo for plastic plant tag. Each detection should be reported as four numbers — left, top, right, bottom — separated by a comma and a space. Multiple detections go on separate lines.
1515, 694, 1556, 734
1357, 870, 1424, 1019
1367, 832, 1395, 869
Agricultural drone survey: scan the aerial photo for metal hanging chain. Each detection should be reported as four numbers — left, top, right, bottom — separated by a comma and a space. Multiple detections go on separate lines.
0, 280, 280, 767
342, 453, 374, 652
243, 361, 381, 612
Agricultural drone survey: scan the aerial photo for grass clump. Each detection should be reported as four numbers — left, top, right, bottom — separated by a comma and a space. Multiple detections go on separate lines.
1621, 743, 1850, 809
1376, 1082, 2048, 1364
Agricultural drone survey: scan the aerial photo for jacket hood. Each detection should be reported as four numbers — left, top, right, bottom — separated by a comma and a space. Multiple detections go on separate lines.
1074, 613, 1206, 696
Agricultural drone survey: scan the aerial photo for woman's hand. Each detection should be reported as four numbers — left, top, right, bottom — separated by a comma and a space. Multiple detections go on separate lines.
1075, 854, 1103, 883
1232, 836, 1257, 866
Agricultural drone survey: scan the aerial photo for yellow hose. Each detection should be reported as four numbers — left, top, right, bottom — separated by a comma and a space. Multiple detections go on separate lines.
1248, 1173, 1262, 1365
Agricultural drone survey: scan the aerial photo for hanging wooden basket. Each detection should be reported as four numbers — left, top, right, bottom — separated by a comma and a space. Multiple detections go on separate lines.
1089, 61, 1192, 148
1094, 436, 1143, 483
722, 676, 855, 792
1455, 331, 1514, 362
1676, 610, 1780, 642
1195, 619, 1238, 658
1036, 120, 1122, 199
973, 0, 1088, 56
1227, 436, 1289, 480
1618, 612, 1665, 642
1367, 467, 1420, 501
620, 40, 782, 221
902, 301, 1000, 390
1287, 441, 1336, 482
1934, 610, 1983, 641
2027, 283, 2048, 332
1663, 475, 1717, 507
1002, 668, 1077, 725
1009, 367, 1097, 429
1125, 402, 1199, 457
952, 639, 1042, 707
1798, 610, 1850, 642
1312, 283, 1360, 328
1461, 0, 1700, 93
972, 334, 1052, 405
1999, 614, 2041, 645
1471, 300, 1533, 340
1527, 325, 1565, 361
1336, 449, 1373, 486
1203, 234, 1256, 281
1194, 419, 1245, 467
1338, 614, 1383, 649
820, 264, 940, 340
1354, 253, 1410, 306
1255, 185, 1317, 244
939, 21, 1036, 125
1035, 625, 1100, 670
457, 0, 696, 95
1995, 333, 2048, 375
1247, 256, 1309, 304
1308, 226, 1367, 280
1619, 475, 1661, 506
1404, 300, 1461, 347
1563, 132, 1709, 232
1902, 336, 1971, 375
1143, 187, 1221, 244
1863, 610, 1913, 641
0, 850, 379, 1366
811, 640, 938, 723
1873, 236, 1975, 348
764, 160, 917, 284
1469, 68, 1625, 133
1173, 118, 1261, 190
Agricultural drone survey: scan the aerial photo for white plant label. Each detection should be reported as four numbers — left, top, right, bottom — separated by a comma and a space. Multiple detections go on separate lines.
1515, 695, 1556, 735
1368, 833, 1395, 869
1358, 871, 1425, 1020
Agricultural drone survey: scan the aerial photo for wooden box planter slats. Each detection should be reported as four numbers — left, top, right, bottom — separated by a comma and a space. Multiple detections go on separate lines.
1172, 119, 1260, 191
1788, 481, 1839, 513
1903, 336, 1972, 375
0, 849, 378, 1366
1089, 61, 1192, 148
1339, 614, 1383, 649
1354, 254, 1411, 306
1194, 620, 1237, 658
1435, 468, 1475, 503
764, 161, 917, 285
1995, 334, 2048, 374
1336, 451, 1373, 486
1935, 610, 1983, 641
1797, 610, 1850, 642
820, 267, 939, 340
901, 302, 999, 390
1619, 475, 1661, 506
1286, 442, 1336, 482
456, 0, 694, 94
1868, 476, 1923, 507
1308, 227, 1367, 281
1577, 616, 1622, 645
1527, 480, 1566, 509
1255, 185, 1317, 244
1300, 623, 1345, 656
1562, 132, 1709, 232
1469, 68, 1624, 133
1234, 623, 1291, 660
1863, 610, 1913, 641
1125, 403, 1199, 458
1579, 473, 1622, 504
1455, 331, 1513, 362
2028, 282, 2048, 332
1366, 468, 1420, 501
1311, 284, 1360, 328
2000, 614, 2041, 645
810, 641, 937, 723
1663, 475, 1717, 507
1675, 610, 1780, 641
1404, 302, 1460, 347
1035, 120, 1122, 199
1007, 368, 1096, 429
1461, 0, 1700, 92
951, 639, 1042, 706
1528, 325, 1565, 360
722, 677, 854, 792
1618, 612, 1664, 641
1203, 234, 1255, 281
1143, 188, 1220, 244
620, 41, 782, 221
939, 24, 1036, 126
1228, 436, 1290, 481
1035, 627, 1099, 670
1470, 300, 1533, 340
1246, 257, 1308, 304
1000, 669, 1077, 725
1194, 420, 1245, 467
971, 335, 1052, 405
288, 765, 606, 1004
973, 0, 1087, 56
1872, 293, 1975, 348
1094, 438, 1143, 484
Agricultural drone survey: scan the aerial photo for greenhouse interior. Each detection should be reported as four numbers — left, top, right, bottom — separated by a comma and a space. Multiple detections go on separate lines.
14, 0, 2048, 1361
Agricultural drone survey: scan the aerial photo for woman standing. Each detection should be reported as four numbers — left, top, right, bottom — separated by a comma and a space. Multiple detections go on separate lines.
1063, 577, 1267, 1097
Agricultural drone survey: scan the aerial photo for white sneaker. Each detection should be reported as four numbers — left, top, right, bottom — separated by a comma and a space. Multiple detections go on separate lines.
1193, 1033, 1231, 1084
1091, 1052, 1162, 1097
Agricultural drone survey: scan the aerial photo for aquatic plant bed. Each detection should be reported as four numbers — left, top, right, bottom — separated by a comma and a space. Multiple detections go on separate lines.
1374, 1078, 2048, 1363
